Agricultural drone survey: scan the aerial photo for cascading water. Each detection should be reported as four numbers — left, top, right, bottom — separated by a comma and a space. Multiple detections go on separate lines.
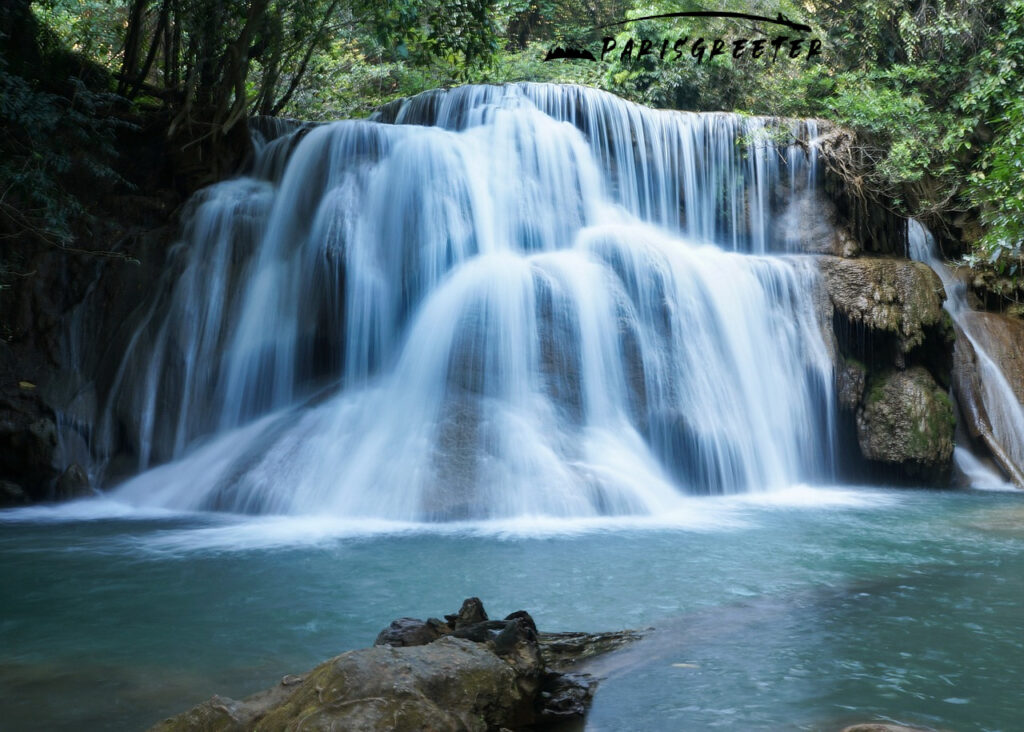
908, 220, 1024, 488
100, 83, 837, 519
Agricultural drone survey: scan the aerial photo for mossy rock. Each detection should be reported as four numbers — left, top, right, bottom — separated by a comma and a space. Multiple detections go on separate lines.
150, 637, 534, 732
856, 366, 955, 475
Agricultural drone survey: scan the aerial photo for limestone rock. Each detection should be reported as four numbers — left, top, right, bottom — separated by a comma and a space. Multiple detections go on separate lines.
55, 463, 90, 500
373, 617, 445, 647
856, 367, 955, 475
151, 599, 639, 732
951, 316, 1024, 487
958, 311, 1024, 403
817, 256, 946, 353
836, 357, 867, 411
151, 637, 531, 732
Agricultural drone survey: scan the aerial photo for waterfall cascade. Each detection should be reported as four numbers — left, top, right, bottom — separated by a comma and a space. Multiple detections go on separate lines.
908, 221, 1024, 489
101, 83, 837, 519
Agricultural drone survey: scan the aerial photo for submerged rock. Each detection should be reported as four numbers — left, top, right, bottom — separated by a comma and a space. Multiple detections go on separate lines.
151, 599, 640, 732
856, 367, 955, 477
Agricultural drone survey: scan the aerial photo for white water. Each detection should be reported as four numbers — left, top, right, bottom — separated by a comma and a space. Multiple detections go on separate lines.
908, 220, 1024, 487
97, 83, 836, 519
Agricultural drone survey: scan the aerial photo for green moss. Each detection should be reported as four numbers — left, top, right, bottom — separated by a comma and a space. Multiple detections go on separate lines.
906, 384, 955, 455
866, 373, 888, 405
843, 355, 868, 375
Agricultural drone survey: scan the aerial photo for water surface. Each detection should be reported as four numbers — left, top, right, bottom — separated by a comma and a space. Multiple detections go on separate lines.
2, 486, 1022, 730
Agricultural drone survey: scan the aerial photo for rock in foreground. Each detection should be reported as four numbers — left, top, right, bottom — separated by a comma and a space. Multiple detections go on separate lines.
150, 598, 639, 731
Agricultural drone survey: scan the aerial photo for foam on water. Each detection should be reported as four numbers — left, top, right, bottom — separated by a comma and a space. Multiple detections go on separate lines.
0, 484, 896, 555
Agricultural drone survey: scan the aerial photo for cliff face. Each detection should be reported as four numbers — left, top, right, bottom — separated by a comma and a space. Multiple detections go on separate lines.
0, 136, 182, 505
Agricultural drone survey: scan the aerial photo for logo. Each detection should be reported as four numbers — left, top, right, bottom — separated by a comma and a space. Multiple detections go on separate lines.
545, 10, 821, 65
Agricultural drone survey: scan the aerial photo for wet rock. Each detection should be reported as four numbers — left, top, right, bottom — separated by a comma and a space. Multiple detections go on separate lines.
856, 366, 955, 477
446, 596, 488, 628
814, 255, 957, 481
773, 191, 861, 257
152, 599, 640, 732
55, 463, 90, 500
152, 637, 533, 732
836, 357, 867, 411
958, 311, 1024, 403
817, 256, 946, 354
0, 480, 28, 505
537, 629, 647, 671
374, 617, 445, 647
952, 317, 1024, 488
0, 395, 59, 502
537, 671, 595, 722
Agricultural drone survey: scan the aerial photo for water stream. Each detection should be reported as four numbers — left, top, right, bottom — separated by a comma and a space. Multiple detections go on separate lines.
908, 220, 1024, 489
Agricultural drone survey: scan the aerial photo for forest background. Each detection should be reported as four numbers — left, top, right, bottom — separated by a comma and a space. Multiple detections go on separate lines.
1, 0, 1022, 303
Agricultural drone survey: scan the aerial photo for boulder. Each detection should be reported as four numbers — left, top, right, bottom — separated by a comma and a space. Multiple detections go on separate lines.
817, 256, 946, 354
151, 599, 640, 732
446, 596, 489, 628
856, 367, 955, 477
373, 617, 446, 647
151, 637, 533, 732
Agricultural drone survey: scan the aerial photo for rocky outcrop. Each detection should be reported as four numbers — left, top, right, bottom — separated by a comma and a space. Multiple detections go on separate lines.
815, 255, 956, 482
0, 101, 186, 505
856, 367, 955, 478
952, 314, 1024, 488
150, 598, 640, 732
817, 257, 947, 356
817, 126, 911, 256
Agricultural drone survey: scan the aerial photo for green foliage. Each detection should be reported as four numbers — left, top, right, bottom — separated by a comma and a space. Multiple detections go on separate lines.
33, 0, 125, 70
14, 0, 1024, 295
0, 44, 129, 248
969, 97, 1024, 274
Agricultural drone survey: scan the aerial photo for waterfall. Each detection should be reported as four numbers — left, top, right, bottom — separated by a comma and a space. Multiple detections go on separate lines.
908, 221, 1024, 488
103, 83, 836, 519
